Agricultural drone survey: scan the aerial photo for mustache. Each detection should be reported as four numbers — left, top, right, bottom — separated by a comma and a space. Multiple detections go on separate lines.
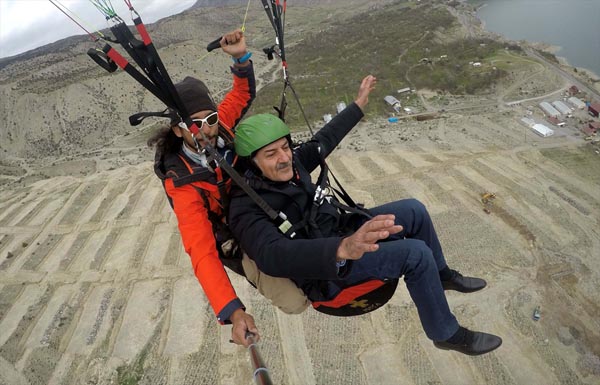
195, 134, 217, 141
276, 162, 291, 171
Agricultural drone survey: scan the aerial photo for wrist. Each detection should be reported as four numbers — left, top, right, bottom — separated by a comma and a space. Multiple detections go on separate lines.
232, 51, 252, 64
231, 50, 247, 59
230, 308, 245, 322
354, 99, 367, 111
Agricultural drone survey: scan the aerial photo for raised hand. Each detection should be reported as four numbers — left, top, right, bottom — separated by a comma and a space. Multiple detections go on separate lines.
220, 29, 247, 59
354, 74, 377, 111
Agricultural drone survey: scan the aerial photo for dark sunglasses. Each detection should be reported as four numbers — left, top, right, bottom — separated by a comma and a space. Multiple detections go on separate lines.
192, 111, 219, 127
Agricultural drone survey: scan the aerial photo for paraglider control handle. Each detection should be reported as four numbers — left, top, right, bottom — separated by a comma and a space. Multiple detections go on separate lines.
87, 48, 118, 73
263, 46, 276, 60
207, 36, 222, 52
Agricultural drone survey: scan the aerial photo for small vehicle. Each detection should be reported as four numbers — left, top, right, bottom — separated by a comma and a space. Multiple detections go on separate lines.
481, 192, 496, 204
533, 306, 541, 321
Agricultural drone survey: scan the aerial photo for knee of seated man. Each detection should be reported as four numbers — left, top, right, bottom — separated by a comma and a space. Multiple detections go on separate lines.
403, 239, 435, 272
405, 197, 427, 214
241, 253, 310, 314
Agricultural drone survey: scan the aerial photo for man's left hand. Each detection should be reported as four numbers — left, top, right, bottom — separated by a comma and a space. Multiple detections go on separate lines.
220, 29, 247, 59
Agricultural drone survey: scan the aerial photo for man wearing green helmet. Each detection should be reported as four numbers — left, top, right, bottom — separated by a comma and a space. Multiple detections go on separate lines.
234, 113, 294, 182
228, 75, 502, 356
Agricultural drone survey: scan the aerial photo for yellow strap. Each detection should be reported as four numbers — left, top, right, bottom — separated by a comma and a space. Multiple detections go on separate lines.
241, 0, 252, 32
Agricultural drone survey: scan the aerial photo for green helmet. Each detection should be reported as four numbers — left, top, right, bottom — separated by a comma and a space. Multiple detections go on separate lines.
234, 114, 290, 157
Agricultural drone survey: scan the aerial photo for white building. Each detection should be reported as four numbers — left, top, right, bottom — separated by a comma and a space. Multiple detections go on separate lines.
532, 123, 554, 137
323, 114, 332, 123
539, 101, 561, 118
384, 95, 402, 112
568, 96, 586, 110
397, 87, 411, 94
552, 100, 572, 116
520, 117, 536, 127
336, 102, 346, 114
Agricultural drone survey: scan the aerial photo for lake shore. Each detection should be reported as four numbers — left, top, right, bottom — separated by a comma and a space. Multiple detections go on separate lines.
473, 3, 600, 93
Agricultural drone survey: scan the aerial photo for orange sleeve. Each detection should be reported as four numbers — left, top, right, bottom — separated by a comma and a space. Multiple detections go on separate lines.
218, 64, 256, 130
164, 178, 241, 322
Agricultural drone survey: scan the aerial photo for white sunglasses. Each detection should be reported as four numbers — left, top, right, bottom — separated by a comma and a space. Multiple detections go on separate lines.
192, 111, 219, 127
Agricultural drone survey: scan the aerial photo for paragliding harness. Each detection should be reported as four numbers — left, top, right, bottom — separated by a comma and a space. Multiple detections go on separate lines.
59, 0, 398, 317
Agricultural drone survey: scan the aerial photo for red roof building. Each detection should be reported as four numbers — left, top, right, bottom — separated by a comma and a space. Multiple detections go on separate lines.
588, 121, 600, 132
569, 85, 579, 95
582, 126, 596, 136
589, 102, 600, 118
547, 116, 565, 126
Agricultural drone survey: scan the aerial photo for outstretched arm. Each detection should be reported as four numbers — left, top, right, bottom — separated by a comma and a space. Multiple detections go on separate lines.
296, 74, 377, 171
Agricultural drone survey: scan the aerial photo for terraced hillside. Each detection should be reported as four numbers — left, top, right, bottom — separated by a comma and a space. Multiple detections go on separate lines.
1, 107, 599, 384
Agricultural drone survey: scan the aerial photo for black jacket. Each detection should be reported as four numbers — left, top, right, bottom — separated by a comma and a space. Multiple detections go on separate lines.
228, 103, 364, 301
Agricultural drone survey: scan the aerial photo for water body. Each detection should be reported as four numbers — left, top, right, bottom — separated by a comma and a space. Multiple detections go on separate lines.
477, 0, 600, 77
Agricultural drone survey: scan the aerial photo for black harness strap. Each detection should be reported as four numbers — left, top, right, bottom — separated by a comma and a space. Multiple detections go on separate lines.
304, 175, 327, 238
131, 15, 191, 120
110, 22, 150, 73
214, 166, 231, 219
204, 144, 295, 238
128, 109, 173, 126
329, 171, 364, 212
302, 146, 371, 238
171, 169, 214, 187
101, 43, 170, 106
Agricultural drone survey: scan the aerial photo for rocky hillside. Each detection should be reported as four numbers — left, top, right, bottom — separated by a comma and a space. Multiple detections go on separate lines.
2, 0, 438, 162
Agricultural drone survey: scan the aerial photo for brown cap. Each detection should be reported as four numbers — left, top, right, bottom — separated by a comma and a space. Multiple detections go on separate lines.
172, 77, 216, 124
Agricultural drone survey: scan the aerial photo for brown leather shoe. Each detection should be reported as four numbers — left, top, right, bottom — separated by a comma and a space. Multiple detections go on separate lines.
434, 328, 502, 356
442, 270, 486, 293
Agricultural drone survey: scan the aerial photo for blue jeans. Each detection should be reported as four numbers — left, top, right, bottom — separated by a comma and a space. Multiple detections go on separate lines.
339, 198, 459, 341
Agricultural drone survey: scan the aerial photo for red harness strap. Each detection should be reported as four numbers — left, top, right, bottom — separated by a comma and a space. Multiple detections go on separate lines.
311, 279, 400, 317
312, 280, 386, 309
